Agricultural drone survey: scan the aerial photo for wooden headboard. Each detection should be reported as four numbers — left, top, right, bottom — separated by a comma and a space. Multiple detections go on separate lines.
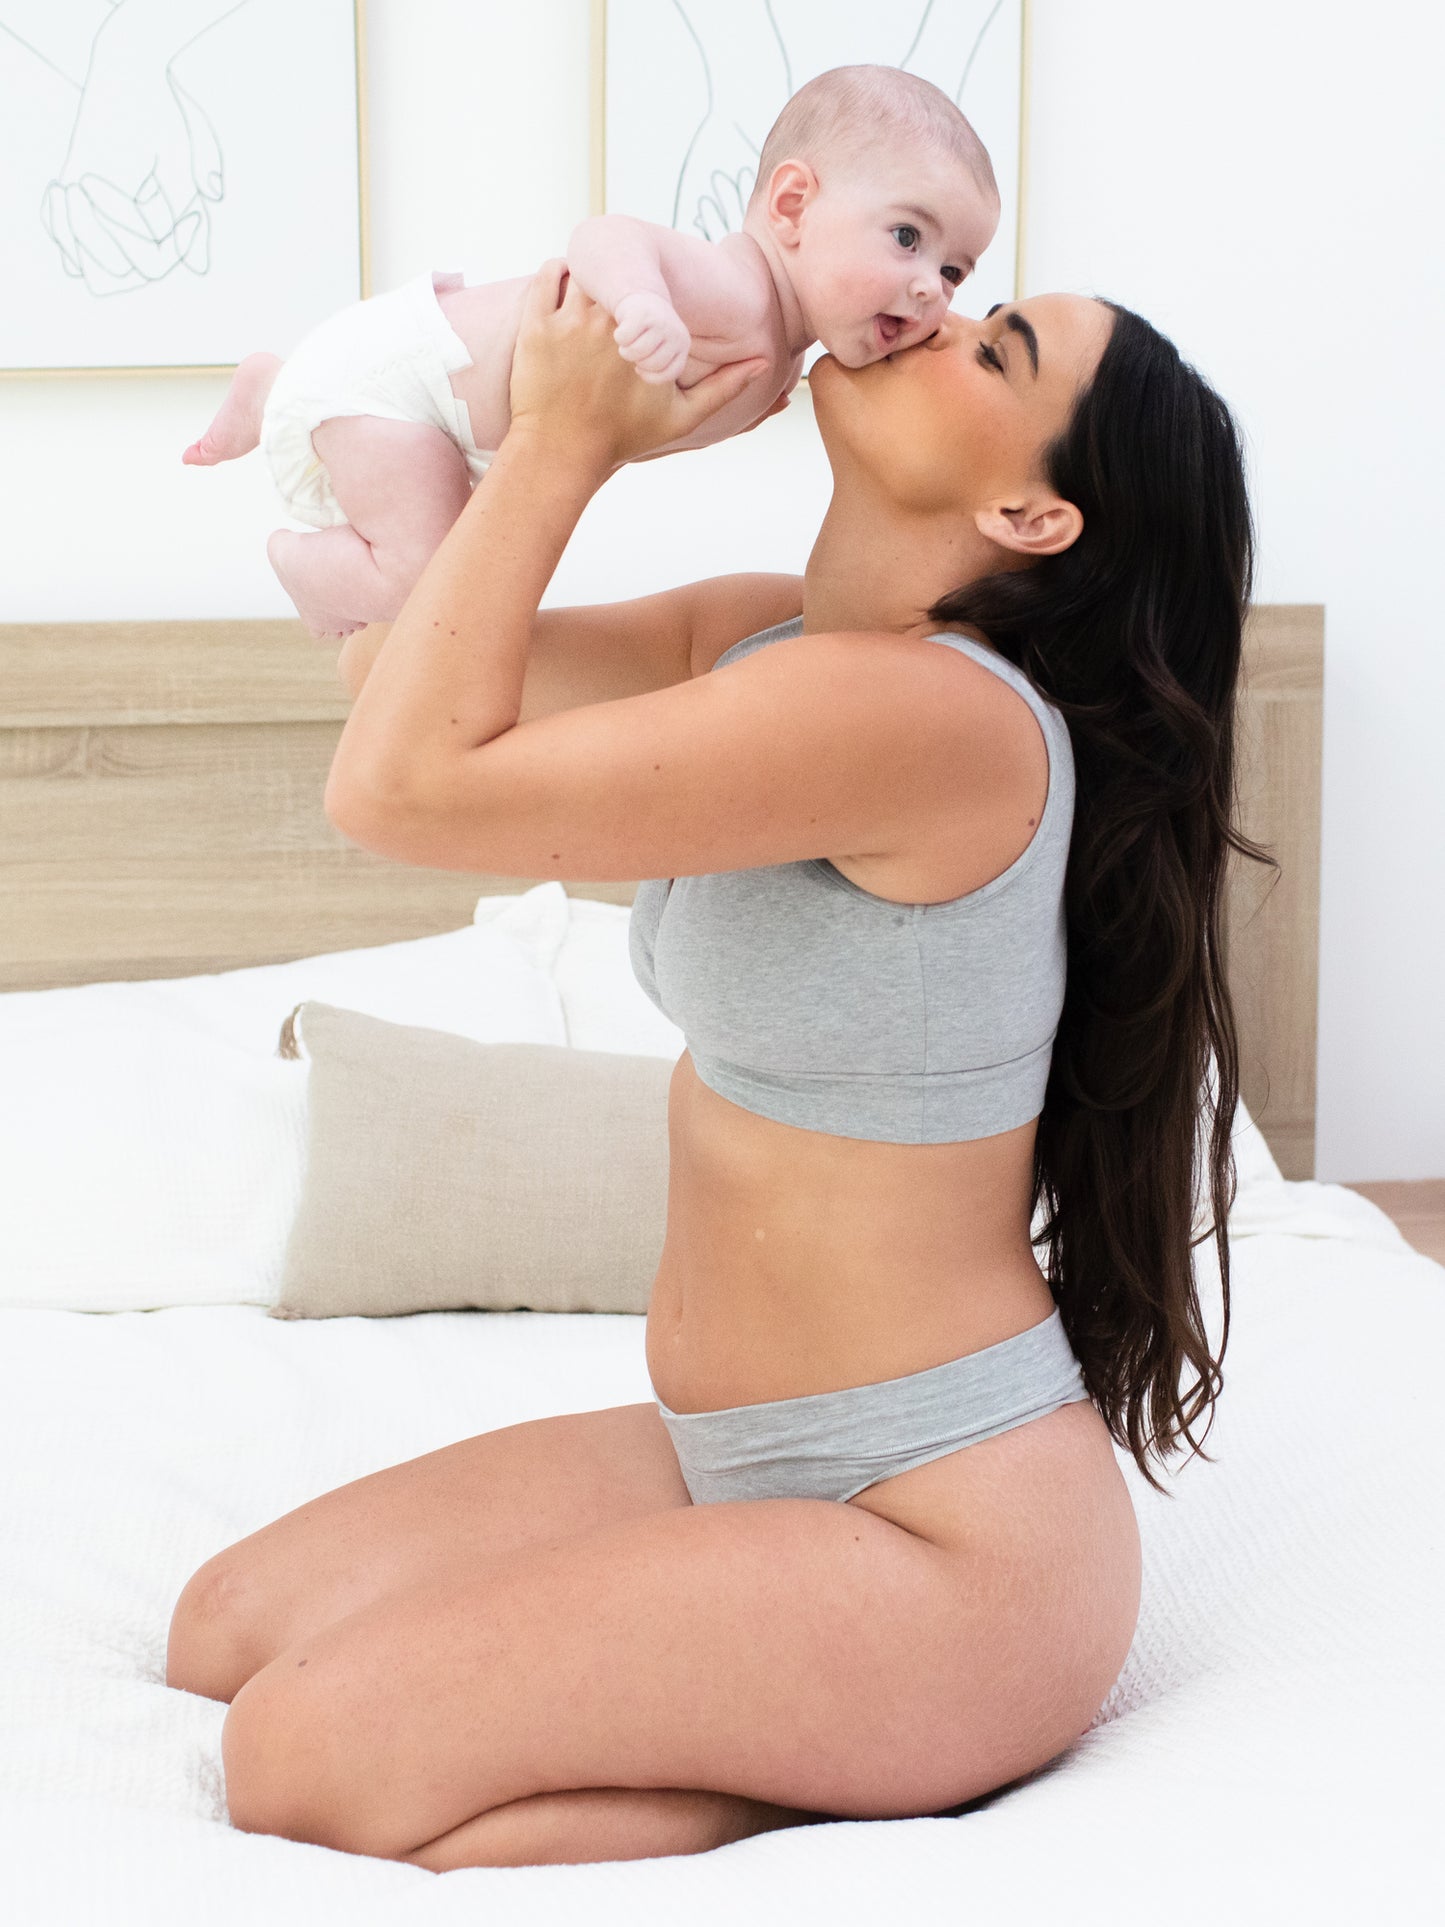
0, 607, 1323, 1176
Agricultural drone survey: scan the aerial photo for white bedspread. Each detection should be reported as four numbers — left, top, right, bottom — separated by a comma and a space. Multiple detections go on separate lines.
1, 1178, 1440, 1926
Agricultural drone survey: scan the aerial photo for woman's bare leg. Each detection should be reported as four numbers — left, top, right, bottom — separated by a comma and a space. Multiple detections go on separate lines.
166, 1403, 694, 1707
405, 1785, 826, 1871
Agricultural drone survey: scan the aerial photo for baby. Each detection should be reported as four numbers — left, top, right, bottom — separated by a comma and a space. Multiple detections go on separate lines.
182, 65, 999, 640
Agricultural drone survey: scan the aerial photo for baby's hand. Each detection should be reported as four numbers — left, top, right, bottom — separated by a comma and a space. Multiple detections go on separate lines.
612, 292, 691, 385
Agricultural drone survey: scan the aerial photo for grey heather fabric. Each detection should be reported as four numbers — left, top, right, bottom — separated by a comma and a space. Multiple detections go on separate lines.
629, 617, 1076, 1143
272, 1003, 672, 1319
654, 1306, 1091, 1504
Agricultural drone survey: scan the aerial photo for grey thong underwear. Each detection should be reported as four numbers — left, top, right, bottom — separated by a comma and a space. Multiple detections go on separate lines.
653, 1306, 1092, 1506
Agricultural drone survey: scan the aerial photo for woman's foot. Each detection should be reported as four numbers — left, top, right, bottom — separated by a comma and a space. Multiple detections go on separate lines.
183, 351, 282, 464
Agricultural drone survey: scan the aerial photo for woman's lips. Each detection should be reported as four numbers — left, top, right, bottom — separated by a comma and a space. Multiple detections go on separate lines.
873, 313, 903, 353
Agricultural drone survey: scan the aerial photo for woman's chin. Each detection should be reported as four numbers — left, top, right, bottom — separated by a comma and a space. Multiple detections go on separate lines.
808, 350, 860, 398
815, 344, 872, 375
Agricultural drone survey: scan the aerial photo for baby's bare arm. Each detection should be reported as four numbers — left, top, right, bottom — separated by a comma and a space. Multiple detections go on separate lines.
566, 215, 770, 383
565, 215, 672, 315
568, 215, 765, 335
567, 216, 690, 382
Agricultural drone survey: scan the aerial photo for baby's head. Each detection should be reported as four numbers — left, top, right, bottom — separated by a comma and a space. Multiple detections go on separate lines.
743, 66, 1001, 366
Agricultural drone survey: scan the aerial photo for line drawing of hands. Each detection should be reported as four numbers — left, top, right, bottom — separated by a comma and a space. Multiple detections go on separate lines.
688, 163, 754, 243
17, 0, 251, 296
43, 61, 218, 294
666, 1, 1007, 241
669, 2, 784, 239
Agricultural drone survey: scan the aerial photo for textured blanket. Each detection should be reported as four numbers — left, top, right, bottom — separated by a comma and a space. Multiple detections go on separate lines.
1, 1180, 1439, 1925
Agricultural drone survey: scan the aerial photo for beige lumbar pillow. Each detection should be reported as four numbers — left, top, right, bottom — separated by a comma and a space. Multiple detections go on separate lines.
271, 1002, 673, 1319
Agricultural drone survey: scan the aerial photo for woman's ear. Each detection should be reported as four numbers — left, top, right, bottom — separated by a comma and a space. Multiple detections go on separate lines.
764, 159, 819, 250
973, 491, 1084, 559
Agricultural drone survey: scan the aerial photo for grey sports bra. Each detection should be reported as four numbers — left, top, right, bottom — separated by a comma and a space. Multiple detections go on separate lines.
628, 616, 1075, 1144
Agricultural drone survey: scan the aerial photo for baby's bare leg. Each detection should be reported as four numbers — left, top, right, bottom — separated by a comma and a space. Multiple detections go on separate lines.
268, 416, 473, 639
183, 352, 282, 466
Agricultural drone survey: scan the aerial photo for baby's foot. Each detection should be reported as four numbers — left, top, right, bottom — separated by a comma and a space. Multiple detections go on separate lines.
298, 606, 366, 642
183, 351, 282, 465
266, 527, 366, 641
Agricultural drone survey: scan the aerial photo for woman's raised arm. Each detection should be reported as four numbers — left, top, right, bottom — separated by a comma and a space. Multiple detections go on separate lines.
324, 260, 765, 830
333, 571, 804, 719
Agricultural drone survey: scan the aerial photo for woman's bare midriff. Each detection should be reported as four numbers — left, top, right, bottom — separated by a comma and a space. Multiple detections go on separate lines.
644, 667, 1063, 1418
644, 1048, 1060, 1415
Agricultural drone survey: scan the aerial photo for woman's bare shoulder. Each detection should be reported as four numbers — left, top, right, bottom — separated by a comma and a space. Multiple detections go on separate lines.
687, 573, 805, 677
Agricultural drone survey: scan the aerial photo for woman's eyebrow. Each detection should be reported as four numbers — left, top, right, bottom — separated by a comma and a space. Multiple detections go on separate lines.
984, 304, 1040, 378
1006, 312, 1040, 377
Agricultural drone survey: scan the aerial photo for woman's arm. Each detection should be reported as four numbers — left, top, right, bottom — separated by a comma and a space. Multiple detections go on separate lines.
324, 262, 764, 828
332, 574, 804, 722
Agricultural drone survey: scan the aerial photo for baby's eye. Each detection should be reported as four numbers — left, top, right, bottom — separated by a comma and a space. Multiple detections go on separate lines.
941, 265, 964, 287
891, 224, 920, 250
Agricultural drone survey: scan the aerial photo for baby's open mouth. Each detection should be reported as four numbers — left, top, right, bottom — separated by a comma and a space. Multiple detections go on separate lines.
874, 313, 905, 352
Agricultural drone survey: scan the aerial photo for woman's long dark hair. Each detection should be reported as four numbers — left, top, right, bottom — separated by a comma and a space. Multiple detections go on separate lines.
928, 303, 1275, 1495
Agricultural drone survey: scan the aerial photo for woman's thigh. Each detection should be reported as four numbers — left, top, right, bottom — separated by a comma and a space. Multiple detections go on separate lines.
166, 1400, 690, 1704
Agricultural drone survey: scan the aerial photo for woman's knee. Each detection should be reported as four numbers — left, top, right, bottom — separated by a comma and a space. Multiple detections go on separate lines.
166, 1555, 269, 1704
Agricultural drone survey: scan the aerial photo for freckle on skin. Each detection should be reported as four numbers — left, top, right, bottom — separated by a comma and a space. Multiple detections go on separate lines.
297, 1659, 307, 1667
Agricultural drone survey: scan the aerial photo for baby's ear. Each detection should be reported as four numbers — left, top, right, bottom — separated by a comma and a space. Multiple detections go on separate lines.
764, 159, 818, 247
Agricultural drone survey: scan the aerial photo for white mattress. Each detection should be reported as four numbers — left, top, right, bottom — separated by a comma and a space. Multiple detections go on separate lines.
1, 887, 1439, 1922
2, 1188, 1441, 1926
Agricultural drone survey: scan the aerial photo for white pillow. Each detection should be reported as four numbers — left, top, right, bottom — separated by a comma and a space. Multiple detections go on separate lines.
477, 882, 682, 1057
485, 882, 1286, 1200
0, 919, 561, 1058
1221, 1098, 1281, 1187
0, 915, 562, 1313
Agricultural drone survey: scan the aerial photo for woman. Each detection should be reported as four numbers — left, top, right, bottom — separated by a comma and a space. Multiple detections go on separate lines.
167, 261, 1264, 1869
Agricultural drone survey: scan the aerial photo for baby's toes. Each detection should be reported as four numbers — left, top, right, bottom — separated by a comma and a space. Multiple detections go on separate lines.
305, 611, 363, 641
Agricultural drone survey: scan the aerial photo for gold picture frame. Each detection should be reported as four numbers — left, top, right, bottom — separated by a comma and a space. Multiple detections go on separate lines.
589, 0, 1030, 304
0, 0, 370, 380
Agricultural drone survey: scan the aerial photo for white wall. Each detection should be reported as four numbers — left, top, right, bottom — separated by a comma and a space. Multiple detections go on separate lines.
1023, 0, 1445, 1184
1, 0, 1439, 1181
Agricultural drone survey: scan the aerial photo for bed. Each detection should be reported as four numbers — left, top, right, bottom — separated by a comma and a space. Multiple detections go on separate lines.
2, 607, 1440, 1926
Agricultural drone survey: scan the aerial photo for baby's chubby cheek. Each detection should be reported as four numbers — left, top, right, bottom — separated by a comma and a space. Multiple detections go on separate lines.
795, 266, 891, 364
811, 307, 887, 368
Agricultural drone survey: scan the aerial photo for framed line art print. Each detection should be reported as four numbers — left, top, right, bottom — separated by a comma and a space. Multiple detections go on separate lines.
592, 0, 1029, 335
0, 0, 368, 375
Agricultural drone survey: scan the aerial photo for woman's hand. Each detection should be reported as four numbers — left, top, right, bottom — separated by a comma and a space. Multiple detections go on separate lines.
507, 258, 769, 474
